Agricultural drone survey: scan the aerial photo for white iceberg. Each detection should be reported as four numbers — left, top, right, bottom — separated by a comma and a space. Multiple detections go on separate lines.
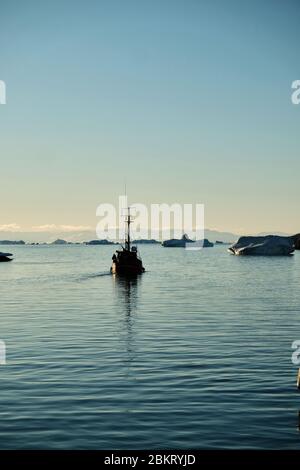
228, 235, 295, 256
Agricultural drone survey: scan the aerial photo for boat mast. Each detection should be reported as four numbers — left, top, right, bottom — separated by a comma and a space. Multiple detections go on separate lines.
125, 206, 132, 251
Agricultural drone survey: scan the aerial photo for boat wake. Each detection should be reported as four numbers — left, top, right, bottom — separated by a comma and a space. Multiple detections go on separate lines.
76, 272, 111, 282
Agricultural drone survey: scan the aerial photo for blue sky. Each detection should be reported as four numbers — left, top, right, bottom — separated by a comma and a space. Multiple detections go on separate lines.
0, 0, 299, 234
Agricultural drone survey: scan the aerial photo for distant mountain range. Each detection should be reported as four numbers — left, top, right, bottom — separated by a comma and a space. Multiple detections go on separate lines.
0, 229, 294, 245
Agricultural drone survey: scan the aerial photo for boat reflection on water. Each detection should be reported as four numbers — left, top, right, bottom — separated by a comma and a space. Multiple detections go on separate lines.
112, 273, 141, 318
112, 274, 142, 368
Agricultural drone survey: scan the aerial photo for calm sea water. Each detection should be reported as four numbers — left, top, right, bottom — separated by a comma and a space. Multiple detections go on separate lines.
0, 243, 300, 449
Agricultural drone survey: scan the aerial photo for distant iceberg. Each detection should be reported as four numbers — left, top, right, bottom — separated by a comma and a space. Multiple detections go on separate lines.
85, 239, 115, 245
292, 234, 300, 250
162, 234, 214, 248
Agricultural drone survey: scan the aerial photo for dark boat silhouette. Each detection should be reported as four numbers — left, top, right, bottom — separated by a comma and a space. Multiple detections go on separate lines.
0, 252, 13, 262
111, 207, 145, 275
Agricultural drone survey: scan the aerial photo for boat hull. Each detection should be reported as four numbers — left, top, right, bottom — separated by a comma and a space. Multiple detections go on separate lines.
111, 262, 145, 275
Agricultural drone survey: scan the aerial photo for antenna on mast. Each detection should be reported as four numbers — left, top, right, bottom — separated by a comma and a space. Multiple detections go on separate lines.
125, 206, 133, 251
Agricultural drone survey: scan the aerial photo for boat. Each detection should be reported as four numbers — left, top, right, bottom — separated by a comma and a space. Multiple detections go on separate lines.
110, 207, 145, 275
0, 252, 13, 262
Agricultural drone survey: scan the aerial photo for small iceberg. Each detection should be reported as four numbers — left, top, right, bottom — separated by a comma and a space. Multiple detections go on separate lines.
228, 235, 295, 256
292, 234, 300, 250
162, 234, 214, 248
0, 252, 13, 262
